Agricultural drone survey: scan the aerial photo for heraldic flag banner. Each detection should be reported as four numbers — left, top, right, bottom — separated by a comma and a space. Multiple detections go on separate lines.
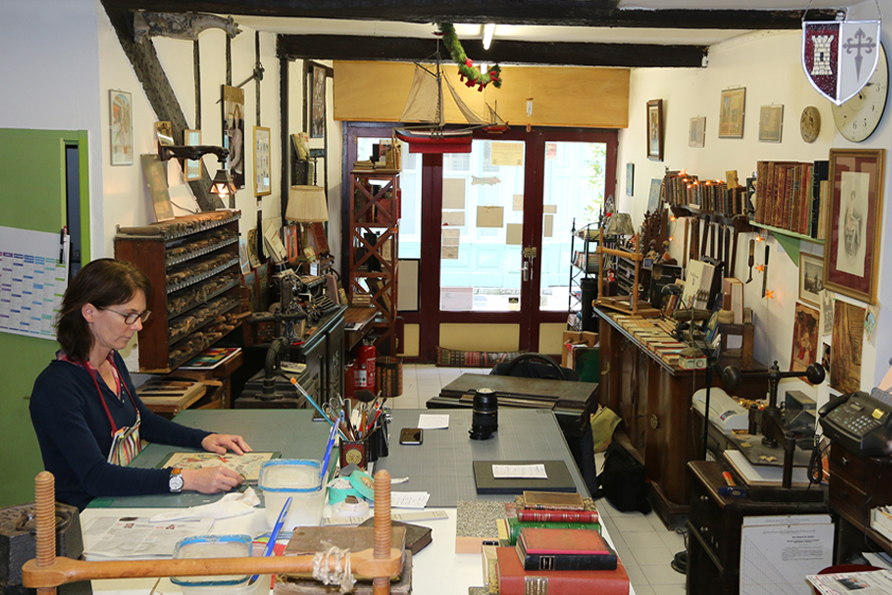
802, 20, 882, 106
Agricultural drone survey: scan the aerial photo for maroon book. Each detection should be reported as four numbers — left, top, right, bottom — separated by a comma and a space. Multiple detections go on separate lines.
518, 509, 599, 523
497, 546, 629, 595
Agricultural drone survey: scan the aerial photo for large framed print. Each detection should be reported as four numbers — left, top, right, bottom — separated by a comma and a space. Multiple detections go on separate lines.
824, 148, 885, 304
646, 99, 663, 160
253, 126, 271, 196
719, 88, 746, 138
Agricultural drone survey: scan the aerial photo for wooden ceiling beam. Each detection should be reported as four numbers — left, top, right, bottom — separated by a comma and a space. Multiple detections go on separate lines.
277, 35, 707, 68
101, 0, 841, 31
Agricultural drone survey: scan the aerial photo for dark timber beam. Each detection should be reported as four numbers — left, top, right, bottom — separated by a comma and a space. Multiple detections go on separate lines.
102, 1, 224, 211
277, 35, 707, 68
102, 0, 841, 31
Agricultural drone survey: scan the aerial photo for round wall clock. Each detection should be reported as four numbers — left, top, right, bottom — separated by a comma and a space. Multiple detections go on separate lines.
799, 106, 821, 142
832, 43, 888, 142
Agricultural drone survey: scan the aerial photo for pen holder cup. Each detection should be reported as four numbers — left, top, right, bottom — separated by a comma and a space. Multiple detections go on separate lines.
339, 439, 369, 469
367, 415, 389, 463
259, 459, 325, 530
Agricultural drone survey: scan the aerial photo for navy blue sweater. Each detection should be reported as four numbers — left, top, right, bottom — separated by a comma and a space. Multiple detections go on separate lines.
30, 352, 211, 509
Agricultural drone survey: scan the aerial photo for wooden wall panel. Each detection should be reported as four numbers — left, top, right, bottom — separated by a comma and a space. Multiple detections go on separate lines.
334, 60, 629, 129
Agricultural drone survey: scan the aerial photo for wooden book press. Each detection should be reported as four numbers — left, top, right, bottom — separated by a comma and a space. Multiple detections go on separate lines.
22, 470, 402, 595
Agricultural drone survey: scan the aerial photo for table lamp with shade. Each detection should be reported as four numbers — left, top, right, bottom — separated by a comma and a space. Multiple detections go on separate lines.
286, 185, 329, 263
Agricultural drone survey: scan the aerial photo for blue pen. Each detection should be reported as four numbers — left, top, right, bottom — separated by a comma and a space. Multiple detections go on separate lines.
251, 496, 292, 584
319, 414, 340, 482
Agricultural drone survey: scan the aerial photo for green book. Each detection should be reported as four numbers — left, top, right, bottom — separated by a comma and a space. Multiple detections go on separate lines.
505, 516, 601, 545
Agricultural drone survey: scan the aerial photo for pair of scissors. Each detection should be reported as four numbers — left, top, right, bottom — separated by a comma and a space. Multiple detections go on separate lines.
322, 392, 346, 422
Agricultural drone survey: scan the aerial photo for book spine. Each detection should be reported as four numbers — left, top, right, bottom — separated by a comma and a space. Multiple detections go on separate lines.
506, 519, 601, 544
518, 510, 599, 523
516, 541, 618, 571
500, 572, 628, 595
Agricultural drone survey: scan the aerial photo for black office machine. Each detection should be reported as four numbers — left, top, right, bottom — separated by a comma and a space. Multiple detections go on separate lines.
819, 388, 892, 457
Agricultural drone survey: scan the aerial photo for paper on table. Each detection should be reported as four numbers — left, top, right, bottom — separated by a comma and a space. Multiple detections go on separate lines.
391, 491, 431, 509
418, 414, 449, 429
492, 464, 548, 479
83, 516, 215, 560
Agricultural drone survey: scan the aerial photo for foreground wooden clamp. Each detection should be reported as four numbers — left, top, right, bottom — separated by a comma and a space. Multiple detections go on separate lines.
23, 470, 401, 595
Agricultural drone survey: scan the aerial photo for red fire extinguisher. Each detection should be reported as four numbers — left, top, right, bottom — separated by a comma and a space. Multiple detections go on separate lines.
355, 343, 377, 394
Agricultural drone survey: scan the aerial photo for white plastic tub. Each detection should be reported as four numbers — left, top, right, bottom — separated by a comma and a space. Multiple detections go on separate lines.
259, 459, 325, 530
170, 534, 271, 595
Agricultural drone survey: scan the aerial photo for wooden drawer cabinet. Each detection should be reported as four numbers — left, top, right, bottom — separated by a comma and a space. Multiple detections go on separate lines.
115, 212, 243, 373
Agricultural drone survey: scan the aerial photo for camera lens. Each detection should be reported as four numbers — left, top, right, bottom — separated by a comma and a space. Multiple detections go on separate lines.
469, 388, 498, 440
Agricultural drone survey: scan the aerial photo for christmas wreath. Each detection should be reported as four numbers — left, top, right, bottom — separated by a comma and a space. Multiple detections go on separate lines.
437, 23, 502, 91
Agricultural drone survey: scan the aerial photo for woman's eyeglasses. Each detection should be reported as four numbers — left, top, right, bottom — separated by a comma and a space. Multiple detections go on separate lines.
101, 308, 151, 325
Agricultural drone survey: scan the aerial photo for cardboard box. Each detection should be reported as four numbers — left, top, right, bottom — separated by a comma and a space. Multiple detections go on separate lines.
561, 331, 598, 367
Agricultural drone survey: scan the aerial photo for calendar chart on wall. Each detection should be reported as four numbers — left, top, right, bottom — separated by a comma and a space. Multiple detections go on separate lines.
0, 225, 69, 339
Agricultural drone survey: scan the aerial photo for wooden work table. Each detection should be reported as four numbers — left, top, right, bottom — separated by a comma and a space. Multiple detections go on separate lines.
596, 305, 766, 527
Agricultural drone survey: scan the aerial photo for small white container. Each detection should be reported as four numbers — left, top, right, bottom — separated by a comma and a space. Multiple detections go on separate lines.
171, 534, 271, 595
259, 459, 325, 531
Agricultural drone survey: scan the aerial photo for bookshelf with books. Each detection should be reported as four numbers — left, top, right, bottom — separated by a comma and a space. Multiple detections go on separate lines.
348, 169, 400, 356
752, 159, 829, 241
664, 169, 753, 233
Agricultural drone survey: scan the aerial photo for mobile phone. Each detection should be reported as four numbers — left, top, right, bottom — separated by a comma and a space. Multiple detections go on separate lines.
399, 427, 423, 445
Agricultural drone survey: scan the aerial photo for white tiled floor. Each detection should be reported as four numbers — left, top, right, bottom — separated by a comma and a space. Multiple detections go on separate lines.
392, 363, 689, 594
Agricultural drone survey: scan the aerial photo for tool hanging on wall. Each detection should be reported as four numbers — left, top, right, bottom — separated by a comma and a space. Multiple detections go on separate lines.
746, 239, 755, 283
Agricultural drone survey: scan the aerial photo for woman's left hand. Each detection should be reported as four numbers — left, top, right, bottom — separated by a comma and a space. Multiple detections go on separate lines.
202, 434, 253, 455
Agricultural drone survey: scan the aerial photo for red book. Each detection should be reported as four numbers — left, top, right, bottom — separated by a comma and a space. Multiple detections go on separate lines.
518, 509, 599, 523
521, 527, 609, 555
497, 546, 629, 595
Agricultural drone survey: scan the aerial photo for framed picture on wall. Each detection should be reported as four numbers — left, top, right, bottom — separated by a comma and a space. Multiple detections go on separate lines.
626, 163, 635, 196
310, 63, 326, 139
758, 105, 784, 142
253, 126, 271, 196
689, 116, 705, 148
791, 302, 820, 373
824, 148, 885, 304
646, 99, 663, 160
222, 84, 245, 189
719, 87, 746, 138
109, 89, 133, 166
799, 253, 824, 306
184, 129, 201, 182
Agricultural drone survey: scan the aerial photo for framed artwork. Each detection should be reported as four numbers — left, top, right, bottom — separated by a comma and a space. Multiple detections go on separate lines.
647, 178, 662, 213
689, 116, 705, 148
799, 253, 824, 306
155, 121, 173, 146
646, 99, 663, 160
222, 84, 245, 189
824, 148, 885, 304
719, 88, 746, 138
109, 90, 132, 166
831, 300, 865, 394
626, 163, 634, 196
758, 105, 784, 142
184, 129, 201, 182
791, 302, 820, 373
253, 126, 271, 196
310, 63, 326, 139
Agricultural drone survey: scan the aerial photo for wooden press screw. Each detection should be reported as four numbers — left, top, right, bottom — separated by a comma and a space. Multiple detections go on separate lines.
373, 470, 392, 595
35, 471, 57, 595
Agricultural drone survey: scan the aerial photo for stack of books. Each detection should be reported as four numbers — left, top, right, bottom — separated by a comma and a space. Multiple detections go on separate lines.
491, 492, 629, 595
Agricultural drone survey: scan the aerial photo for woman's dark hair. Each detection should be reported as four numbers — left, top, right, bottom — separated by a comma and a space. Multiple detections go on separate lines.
56, 259, 152, 362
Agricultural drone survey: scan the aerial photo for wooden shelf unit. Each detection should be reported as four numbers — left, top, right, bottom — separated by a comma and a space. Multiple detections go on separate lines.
348, 169, 400, 356
114, 211, 243, 373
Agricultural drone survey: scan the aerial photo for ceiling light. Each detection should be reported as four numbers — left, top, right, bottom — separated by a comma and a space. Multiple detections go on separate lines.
483, 23, 495, 50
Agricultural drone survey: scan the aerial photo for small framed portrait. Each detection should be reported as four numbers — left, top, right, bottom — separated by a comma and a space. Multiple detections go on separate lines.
759, 105, 784, 142
310, 63, 327, 139
719, 87, 746, 138
799, 253, 824, 306
824, 148, 885, 304
689, 116, 705, 148
646, 99, 663, 161
791, 302, 820, 373
109, 89, 133, 166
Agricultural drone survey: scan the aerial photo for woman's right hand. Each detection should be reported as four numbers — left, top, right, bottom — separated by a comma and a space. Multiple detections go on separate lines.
180, 466, 243, 494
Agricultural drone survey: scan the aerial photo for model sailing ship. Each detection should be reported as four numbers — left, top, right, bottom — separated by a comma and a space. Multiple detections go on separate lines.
394, 54, 508, 154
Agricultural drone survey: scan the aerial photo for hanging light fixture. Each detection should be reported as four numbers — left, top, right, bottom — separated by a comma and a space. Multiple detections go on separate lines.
209, 168, 238, 207
482, 23, 495, 50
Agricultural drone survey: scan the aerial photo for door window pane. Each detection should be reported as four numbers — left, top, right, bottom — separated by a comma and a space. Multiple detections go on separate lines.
539, 141, 607, 311
440, 139, 525, 312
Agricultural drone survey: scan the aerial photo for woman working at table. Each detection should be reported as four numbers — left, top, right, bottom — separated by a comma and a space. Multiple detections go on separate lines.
30, 258, 252, 510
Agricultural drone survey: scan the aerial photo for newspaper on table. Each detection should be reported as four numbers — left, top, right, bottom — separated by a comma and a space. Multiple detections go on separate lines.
83, 516, 214, 560
806, 569, 892, 595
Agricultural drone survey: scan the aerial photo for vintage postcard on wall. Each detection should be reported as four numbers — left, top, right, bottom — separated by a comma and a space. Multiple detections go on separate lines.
157, 451, 280, 483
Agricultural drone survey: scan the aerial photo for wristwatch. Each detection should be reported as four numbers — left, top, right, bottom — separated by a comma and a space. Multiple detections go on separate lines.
169, 467, 184, 493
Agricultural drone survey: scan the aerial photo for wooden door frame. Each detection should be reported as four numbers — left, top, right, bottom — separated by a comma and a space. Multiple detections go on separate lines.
341, 124, 616, 363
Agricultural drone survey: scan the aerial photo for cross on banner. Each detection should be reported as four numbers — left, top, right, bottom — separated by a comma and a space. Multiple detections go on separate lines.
802, 20, 882, 105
